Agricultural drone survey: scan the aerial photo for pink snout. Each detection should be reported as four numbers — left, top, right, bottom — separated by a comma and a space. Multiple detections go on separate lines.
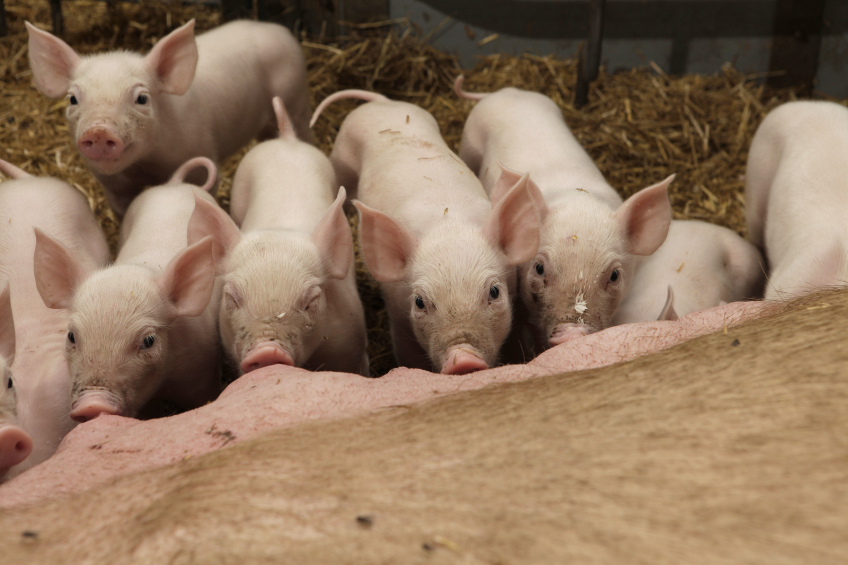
240, 342, 295, 374
441, 346, 489, 375
549, 324, 591, 347
78, 127, 124, 160
70, 394, 122, 423
0, 424, 33, 472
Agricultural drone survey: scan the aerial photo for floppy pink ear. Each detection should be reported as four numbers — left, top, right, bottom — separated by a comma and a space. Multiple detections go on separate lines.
144, 20, 198, 96
354, 200, 417, 283
483, 172, 542, 266
490, 162, 548, 221
312, 188, 353, 280
158, 236, 216, 318
614, 174, 674, 256
26, 21, 80, 98
0, 284, 16, 363
33, 228, 90, 310
187, 193, 241, 268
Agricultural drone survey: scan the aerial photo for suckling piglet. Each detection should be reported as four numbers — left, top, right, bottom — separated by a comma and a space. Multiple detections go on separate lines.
33, 158, 222, 422
746, 101, 848, 300
0, 284, 33, 482
188, 98, 368, 376
26, 19, 314, 217
612, 220, 765, 324
455, 77, 673, 350
0, 159, 110, 478
311, 90, 542, 374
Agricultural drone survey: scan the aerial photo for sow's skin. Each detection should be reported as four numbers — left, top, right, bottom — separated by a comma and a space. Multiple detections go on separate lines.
189, 98, 369, 376
311, 90, 542, 374
612, 220, 765, 324
0, 285, 34, 482
455, 77, 674, 350
0, 159, 110, 480
32, 158, 222, 423
26, 19, 314, 217
746, 100, 848, 300
3, 291, 848, 563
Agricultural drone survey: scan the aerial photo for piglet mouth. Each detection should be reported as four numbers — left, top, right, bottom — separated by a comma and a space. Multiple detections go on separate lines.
549, 323, 591, 346
441, 345, 488, 375
240, 341, 295, 374
70, 390, 124, 423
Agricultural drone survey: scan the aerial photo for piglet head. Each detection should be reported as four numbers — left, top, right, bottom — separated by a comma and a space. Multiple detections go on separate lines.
33, 229, 216, 421
356, 174, 540, 374
522, 175, 674, 350
212, 189, 353, 374
0, 284, 31, 481
27, 20, 198, 176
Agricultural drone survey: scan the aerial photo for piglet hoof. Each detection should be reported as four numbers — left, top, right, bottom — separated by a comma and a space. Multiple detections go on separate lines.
70, 397, 122, 423
549, 324, 590, 347
240, 342, 295, 374
441, 347, 488, 375
0, 425, 33, 471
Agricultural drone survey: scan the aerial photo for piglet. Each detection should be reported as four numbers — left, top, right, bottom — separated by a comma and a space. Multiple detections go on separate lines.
455, 77, 673, 351
612, 220, 765, 324
26, 19, 314, 217
0, 284, 33, 482
0, 159, 110, 479
33, 158, 222, 422
746, 101, 848, 300
312, 90, 541, 374
189, 98, 368, 376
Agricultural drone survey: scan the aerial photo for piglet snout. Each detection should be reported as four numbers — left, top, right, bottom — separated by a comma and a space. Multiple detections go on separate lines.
0, 425, 33, 471
240, 342, 295, 374
78, 127, 124, 160
70, 394, 122, 423
441, 346, 488, 375
549, 323, 590, 346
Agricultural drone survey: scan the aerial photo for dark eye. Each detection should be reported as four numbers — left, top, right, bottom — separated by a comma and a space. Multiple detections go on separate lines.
610, 269, 620, 283
414, 296, 425, 310
69, 95, 78, 105
136, 94, 148, 105
67, 331, 75, 344
535, 262, 544, 276
141, 335, 155, 349
489, 286, 500, 300
6, 377, 12, 390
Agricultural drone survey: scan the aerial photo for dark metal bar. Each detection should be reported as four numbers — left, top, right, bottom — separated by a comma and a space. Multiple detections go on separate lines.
0, 0, 7, 38
574, 0, 605, 109
49, 0, 63, 36
767, 0, 826, 91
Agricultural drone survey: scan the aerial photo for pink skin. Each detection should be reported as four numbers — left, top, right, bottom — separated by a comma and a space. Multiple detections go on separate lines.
441, 346, 488, 375
240, 342, 295, 374
454, 78, 672, 352
69, 391, 122, 423
26, 19, 314, 217
745, 101, 848, 300
0, 426, 32, 474
312, 90, 541, 373
0, 300, 773, 508
0, 165, 111, 480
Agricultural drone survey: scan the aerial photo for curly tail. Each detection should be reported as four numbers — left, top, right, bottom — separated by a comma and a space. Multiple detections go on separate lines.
0, 159, 31, 179
310, 90, 390, 128
169, 156, 217, 193
454, 75, 488, 101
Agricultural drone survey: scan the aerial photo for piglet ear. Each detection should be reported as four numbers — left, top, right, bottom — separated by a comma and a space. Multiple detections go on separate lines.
144, 19, 198, 96
0, 284, 16, 364
26, 21, 80, 98
354, 200, 417, 283
158, 236, 216, 318
490, 162, 547, 221
657, 285, 679, 321
33, 228, 88, 310
312, 187, 353, 280
187, 193, 241, 269
614, 174, 674, 256
483, 172, 542, 266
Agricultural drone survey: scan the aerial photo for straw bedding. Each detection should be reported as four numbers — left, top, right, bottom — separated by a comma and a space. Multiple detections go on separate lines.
1, 0, 840, 378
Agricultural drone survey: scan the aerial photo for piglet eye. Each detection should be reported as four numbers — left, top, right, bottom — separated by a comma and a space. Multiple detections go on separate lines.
67, 331, 75, 344
535, 262, 544, 276
69, 95, 78, 105
610, 269, 620, 283
414, 296, 425, 310
141, 335, 155, 349
136, 94, 148, 105
489, 286, 500, 300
